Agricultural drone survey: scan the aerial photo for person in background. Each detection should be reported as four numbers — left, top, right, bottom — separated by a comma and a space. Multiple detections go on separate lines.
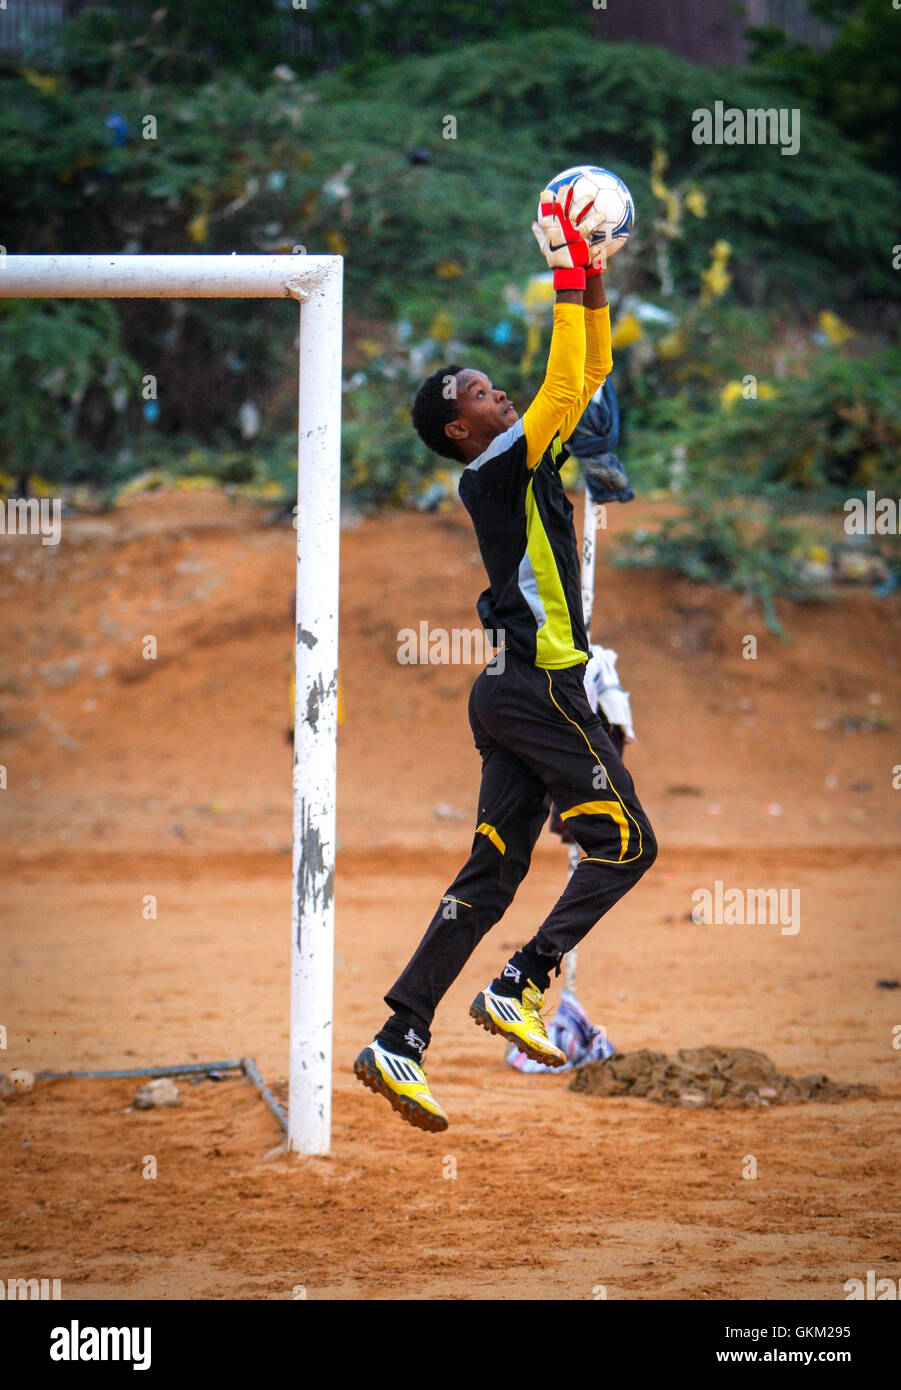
568, 375, 633, 505
549, 375, 634, 845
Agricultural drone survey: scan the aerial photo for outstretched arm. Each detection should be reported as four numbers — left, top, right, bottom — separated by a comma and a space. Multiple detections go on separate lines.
522, 180, 595, 469
559, 270, 613, 443
522, 292, 587, 469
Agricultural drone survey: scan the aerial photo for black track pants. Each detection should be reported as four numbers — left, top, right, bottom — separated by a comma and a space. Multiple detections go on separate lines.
385, 650, 657, 1031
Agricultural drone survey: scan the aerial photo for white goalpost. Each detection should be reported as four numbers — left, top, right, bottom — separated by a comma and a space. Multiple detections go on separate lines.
0, 253, 344, 1155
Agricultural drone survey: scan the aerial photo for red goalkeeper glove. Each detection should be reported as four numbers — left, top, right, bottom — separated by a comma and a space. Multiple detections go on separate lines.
586, 236, 607, 278
531, 181, 592, 291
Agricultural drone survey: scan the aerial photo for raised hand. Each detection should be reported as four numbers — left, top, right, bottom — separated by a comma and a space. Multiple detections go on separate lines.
531, 180, 593, 291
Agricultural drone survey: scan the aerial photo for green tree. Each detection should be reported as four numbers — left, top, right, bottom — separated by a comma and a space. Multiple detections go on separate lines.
749, 0, 901, 174
298, 0, 590, 77
0, 301, 141, 491
59, 1, 284, 88
56, 0, 590, 88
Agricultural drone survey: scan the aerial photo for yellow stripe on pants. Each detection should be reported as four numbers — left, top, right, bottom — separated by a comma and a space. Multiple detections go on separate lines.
560, 800, 629, 861
476, 823, 506, 855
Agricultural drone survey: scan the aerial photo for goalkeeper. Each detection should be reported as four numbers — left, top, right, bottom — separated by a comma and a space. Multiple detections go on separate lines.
354, 178, 658, 1132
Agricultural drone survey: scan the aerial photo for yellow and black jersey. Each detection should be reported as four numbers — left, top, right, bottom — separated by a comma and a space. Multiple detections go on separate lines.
459, 420, 589, 668
458, 301, 613, 671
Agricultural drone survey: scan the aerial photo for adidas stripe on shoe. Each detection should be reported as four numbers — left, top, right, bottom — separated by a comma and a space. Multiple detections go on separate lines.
470, 981, 567, 1068
353, 1041, 449, 1133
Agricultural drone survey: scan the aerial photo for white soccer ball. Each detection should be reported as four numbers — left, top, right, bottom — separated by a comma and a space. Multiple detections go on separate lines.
545, 164, 635, 259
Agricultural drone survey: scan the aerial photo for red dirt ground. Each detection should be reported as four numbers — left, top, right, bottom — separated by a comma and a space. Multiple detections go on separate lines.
1, 490, 899, 1299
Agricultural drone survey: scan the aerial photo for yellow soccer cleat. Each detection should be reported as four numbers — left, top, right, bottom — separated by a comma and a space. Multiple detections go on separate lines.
353, 1042, 449, 1133
470, 981, 567, 1068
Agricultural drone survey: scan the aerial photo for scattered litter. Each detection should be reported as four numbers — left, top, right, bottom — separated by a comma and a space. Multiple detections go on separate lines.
840, 713, 890, 734
0, 1068, 35, 1099
134, 1078, 182, 1110
416, 481, 451, 512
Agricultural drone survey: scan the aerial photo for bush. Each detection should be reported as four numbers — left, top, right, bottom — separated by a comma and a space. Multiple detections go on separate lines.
624, 345, 901, 500
0, 300, 141, 489
611, 341, 901, 632
613, 493, 809, 636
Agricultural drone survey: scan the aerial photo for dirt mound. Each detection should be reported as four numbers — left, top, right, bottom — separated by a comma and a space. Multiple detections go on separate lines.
570, 1046, 876, 1108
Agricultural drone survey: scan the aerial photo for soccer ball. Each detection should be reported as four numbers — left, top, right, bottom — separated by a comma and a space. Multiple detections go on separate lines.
545, 164, 635, 260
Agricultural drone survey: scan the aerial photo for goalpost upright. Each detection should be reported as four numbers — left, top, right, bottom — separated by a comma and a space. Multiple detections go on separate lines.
0, 253, 344, 1155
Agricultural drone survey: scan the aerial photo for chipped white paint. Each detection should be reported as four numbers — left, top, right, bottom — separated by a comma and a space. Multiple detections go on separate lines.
290, 255, 343, 1154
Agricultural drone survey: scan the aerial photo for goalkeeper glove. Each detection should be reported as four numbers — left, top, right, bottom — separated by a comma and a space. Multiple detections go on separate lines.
531, 181, 592, 291
586, 239, 607, 278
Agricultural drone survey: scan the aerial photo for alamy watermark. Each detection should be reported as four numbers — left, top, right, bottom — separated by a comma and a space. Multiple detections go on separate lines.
50, 1322, 151, 1370
0, 1276, 61, 1299
397, 622, 504, 670
844, 491, 899, 535
844, 1271, 901, 1300
0, 497, 62, 546
692, 101, 800, 157
691, 880, 800, 936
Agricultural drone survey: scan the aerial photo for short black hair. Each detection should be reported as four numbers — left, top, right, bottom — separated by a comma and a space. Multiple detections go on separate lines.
411, 364, 465, 462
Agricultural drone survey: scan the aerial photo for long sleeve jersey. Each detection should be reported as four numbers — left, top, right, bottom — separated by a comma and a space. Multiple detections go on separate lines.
458, 302, 613, 669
